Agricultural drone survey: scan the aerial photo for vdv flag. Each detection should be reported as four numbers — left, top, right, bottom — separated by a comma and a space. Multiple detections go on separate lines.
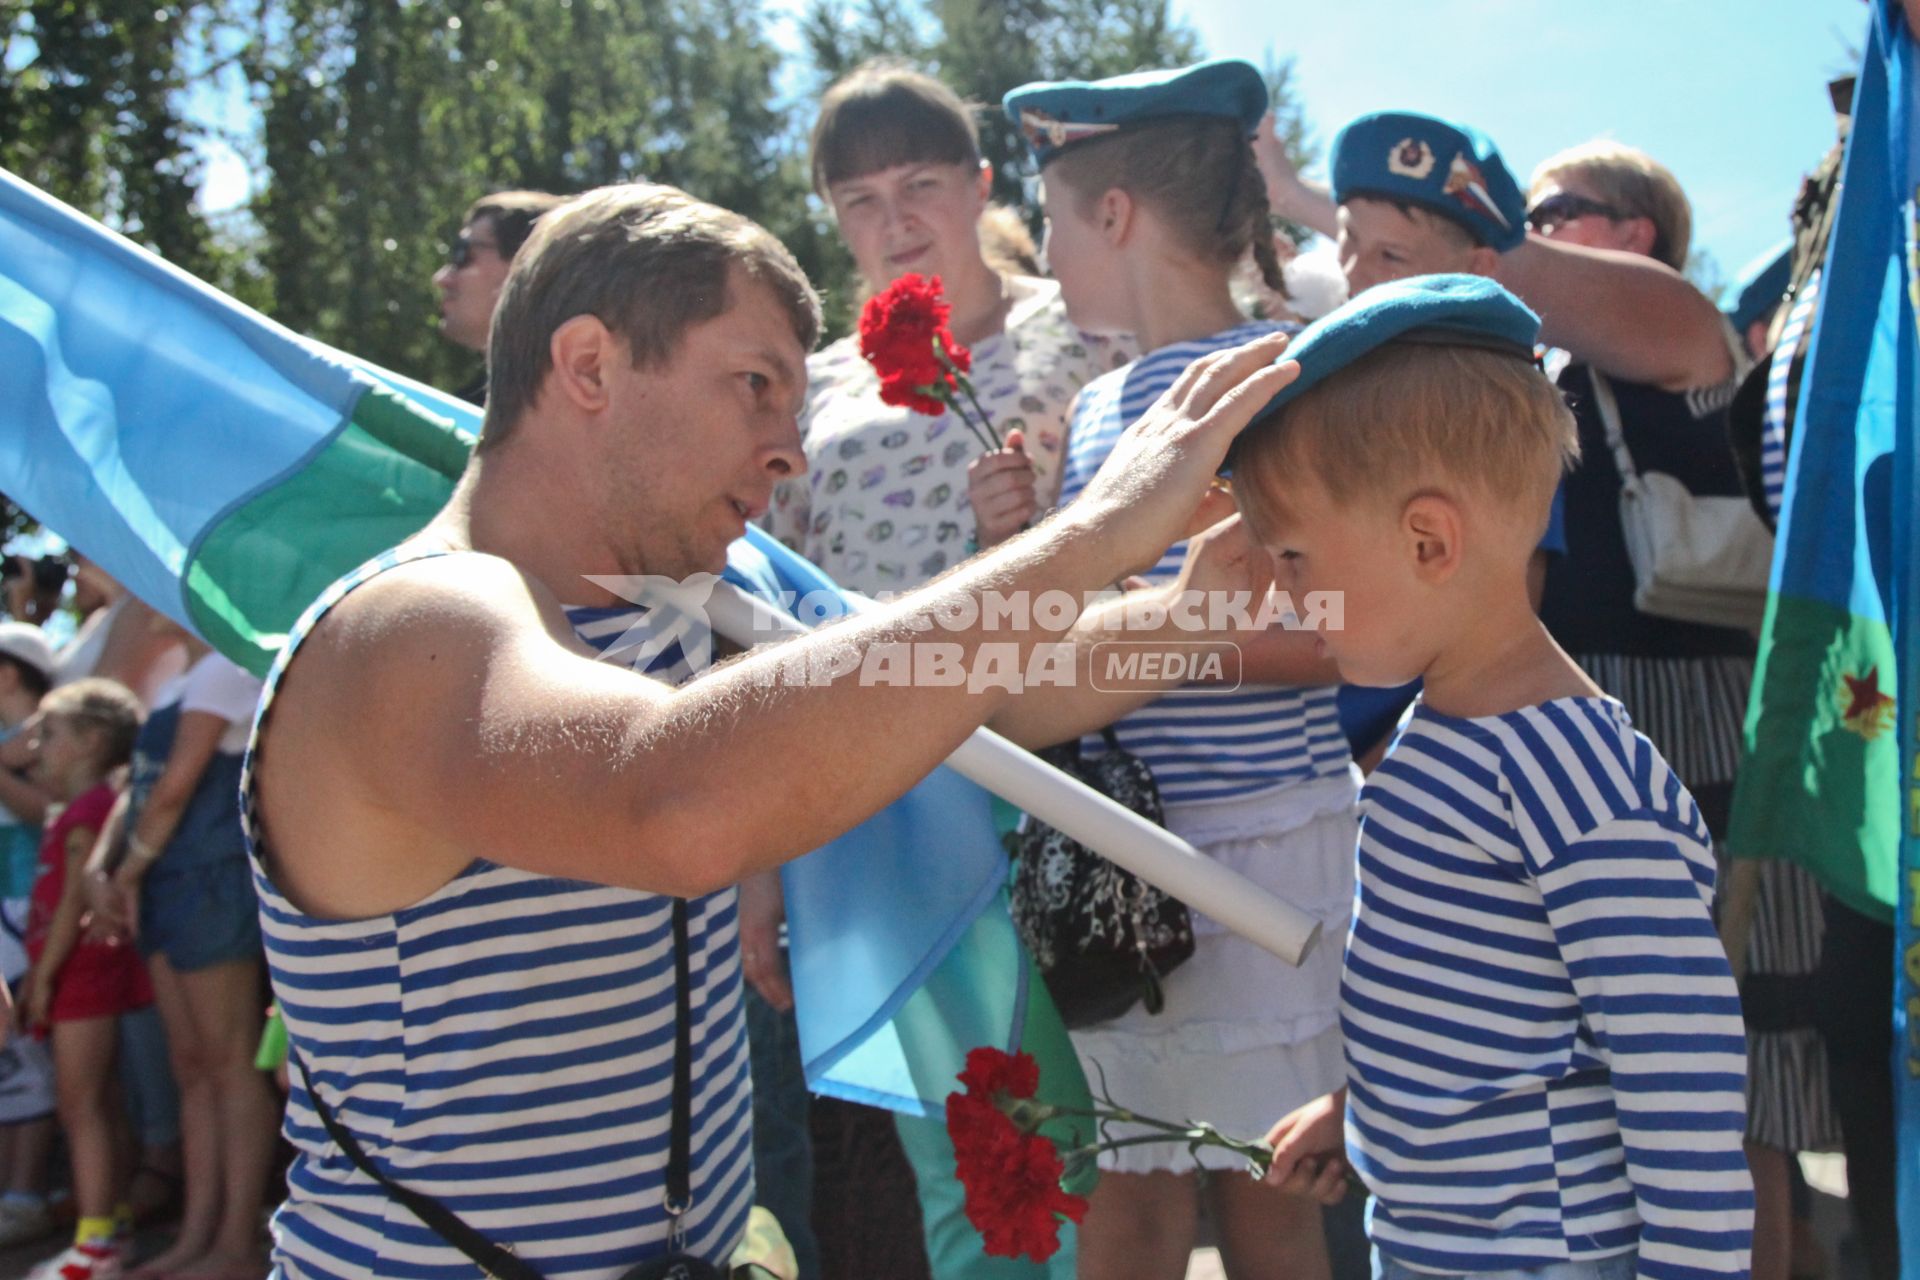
1728, 3, 1920, 1270
1729, 4, 1908, 927
0, 164, 1092, 1132
1869, 0, 1920, 1269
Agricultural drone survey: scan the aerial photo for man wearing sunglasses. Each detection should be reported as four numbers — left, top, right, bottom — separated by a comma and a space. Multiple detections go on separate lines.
433, 189, 566, 403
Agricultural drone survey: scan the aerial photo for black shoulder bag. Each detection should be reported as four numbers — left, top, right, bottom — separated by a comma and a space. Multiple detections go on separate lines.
1008, 728, 1194, 1029
295, 900, 724, 1280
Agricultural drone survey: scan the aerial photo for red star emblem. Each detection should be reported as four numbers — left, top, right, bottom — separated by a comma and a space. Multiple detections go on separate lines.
1840, 665, 1897, 739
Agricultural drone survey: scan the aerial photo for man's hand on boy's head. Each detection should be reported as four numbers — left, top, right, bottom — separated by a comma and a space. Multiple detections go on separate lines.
1263, 1087, 1351, 1205
1073, 332, 1298, 580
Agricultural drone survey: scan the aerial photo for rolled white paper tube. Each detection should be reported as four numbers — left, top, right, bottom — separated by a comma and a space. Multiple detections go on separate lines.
641, 577, 1324, 967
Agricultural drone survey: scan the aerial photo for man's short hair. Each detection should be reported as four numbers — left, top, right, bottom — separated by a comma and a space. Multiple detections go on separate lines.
481, 184, 823, 449
38, 677, 142, 771
463, 190, 568, 262
1235, 341, 1578, 539
811, 63, 981, 195
1531, 141, 1692, 271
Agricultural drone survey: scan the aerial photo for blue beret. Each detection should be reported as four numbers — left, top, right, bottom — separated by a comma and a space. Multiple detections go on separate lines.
1004, 59, 1267, 168
1330, 111, 1526, 252
1228, 274, 1540, 466
1723, 239, 1792, 333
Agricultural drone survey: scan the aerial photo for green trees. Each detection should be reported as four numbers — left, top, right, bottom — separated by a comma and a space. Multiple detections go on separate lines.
1, 4, 214, 274
2, 0, 1312, 388
248, 0, 812, 385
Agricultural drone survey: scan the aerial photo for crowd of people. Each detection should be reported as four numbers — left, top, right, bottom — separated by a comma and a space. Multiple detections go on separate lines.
0, 558, 279, 1280
0, 25, 1897, 1280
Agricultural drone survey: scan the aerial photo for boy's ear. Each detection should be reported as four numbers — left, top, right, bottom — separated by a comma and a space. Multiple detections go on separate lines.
1401, 494, 1463, 583
1099, 187, 1134, 247
1465, 245, 1500, 278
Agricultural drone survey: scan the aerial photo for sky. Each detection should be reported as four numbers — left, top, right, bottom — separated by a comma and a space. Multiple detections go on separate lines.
1165, 0, 1866, 281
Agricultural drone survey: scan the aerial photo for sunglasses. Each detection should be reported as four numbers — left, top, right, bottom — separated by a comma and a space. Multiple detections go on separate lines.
446, 233, 498, 269
1525, 193, 1625, 232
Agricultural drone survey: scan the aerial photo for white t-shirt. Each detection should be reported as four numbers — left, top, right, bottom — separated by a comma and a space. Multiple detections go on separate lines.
154, 653, 264, 754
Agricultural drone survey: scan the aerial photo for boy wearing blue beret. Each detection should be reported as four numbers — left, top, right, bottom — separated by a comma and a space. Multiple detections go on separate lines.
1258, 111, 1734, 396
1239, 276, 1755, 1279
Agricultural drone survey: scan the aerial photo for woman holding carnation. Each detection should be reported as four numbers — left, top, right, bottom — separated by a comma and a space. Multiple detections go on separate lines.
766, 62, 1129, 591
756, 61, 1129, 1280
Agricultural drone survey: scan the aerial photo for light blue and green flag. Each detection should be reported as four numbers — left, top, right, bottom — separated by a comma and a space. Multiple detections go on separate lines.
0, 166, 1092, 1148
1725, 3, 1920, 1268
1728, 6, 1908, 927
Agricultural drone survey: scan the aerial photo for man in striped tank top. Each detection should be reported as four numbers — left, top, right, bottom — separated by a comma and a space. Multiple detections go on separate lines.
242, 183, 1303, 1278
1237, 276, 1753, 1279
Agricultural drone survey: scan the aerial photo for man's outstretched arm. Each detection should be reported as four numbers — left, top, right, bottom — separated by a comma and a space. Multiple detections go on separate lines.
264, 334, 1300, 909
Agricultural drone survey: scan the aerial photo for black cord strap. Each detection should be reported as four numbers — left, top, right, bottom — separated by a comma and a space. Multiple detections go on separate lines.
294, 1052, 542, 1280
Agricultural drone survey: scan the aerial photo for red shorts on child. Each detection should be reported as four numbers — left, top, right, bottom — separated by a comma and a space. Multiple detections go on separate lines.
46, 941, 152, 1023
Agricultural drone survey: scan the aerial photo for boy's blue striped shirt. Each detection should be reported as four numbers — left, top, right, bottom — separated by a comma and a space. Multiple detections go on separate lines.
1348, 695, 1752, 1277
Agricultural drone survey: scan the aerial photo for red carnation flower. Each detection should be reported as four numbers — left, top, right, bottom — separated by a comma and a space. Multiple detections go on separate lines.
959, 1045, 1039, 1101
948, 1045, 1284, 1262
857, 274, 997, 447
859, 273, 961, 414
946, 1049, 1087, 1262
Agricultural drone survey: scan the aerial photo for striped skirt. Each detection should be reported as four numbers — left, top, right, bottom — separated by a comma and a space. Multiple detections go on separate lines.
1575, 652, 1841, 1153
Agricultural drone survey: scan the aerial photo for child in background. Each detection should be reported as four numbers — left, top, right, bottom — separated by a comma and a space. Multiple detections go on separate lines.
20, 678, 147, 1280
995, 60, 1347, 1279
1243, 275, 1753, 1278
0, 623, 62, 1249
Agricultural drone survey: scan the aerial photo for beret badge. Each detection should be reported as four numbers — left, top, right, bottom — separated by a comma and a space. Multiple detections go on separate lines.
1442, 153, 1513, 232
1016, 109, 1120, 155
1386, 138, 1436, 181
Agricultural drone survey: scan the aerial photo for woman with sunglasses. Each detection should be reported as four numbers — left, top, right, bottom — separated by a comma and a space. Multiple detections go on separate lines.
1523, 141, 1837, 1280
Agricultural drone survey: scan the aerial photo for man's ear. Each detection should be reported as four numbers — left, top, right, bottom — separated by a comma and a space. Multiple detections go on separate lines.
1401, 493, 1463, 583
547, 314, 618, 415
1100, 187, 1135, 247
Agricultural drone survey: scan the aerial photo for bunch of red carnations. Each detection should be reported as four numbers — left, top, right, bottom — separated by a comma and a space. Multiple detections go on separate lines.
946, 1047, 1276, 1261
857, 273, 1001, 451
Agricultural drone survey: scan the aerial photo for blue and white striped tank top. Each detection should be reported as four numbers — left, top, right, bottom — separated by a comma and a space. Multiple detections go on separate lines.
1056, 321, 1352, 806
242, 547, 753, 1279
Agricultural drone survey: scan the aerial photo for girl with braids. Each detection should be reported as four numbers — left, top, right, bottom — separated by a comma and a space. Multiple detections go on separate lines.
993, 62, 1349, 1280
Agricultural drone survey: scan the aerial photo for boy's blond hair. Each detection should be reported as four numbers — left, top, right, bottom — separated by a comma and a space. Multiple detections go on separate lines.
38, 677, 142, 771
1531, 141, 1691, 271
1235, 341, 1577, 541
